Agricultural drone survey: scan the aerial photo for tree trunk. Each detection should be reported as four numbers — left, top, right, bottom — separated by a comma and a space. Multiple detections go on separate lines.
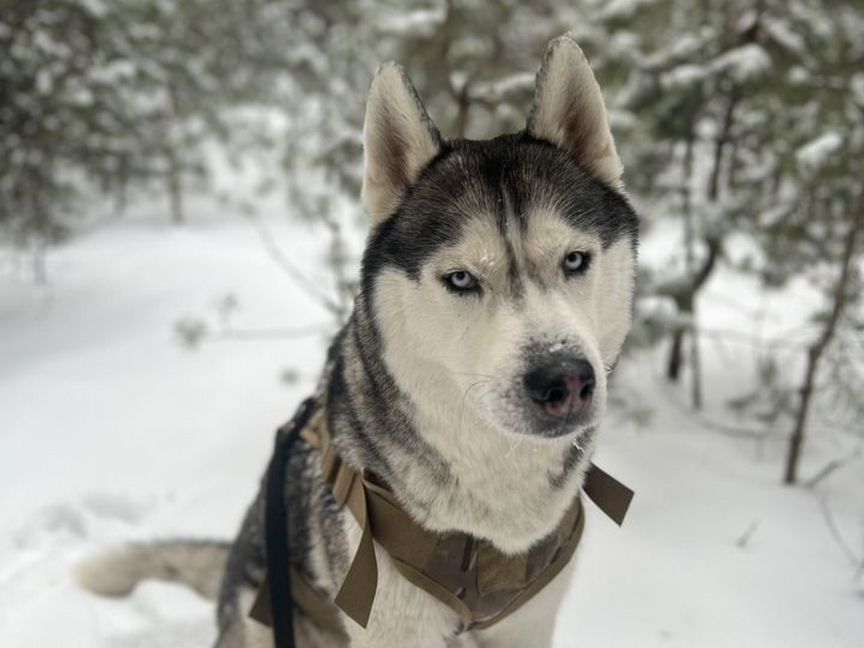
114, 154, 130, 217
707, 90, 739, 203
669, 13, 762, 386
667, 328, 685, 381
784, 189, 864, 484
664, 87, 735, 391
681, 137, 703, 408
32, 238, 46, 285
666, 133, 711, 403
439, 0, 471, 139
167, 147, 184, 225
166, 82, 184, 225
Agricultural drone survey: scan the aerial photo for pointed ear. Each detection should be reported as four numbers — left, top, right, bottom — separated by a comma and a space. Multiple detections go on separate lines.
361, 63, 442, 223
527, 37, 624, 190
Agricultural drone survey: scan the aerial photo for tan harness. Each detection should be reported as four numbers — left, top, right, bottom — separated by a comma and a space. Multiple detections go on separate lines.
251, 402, 633, 642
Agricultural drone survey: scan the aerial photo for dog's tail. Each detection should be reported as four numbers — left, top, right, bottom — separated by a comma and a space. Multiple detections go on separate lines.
75, 539, 230, 601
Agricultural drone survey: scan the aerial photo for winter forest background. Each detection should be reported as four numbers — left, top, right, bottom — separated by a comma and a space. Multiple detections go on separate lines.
1, 1, 863, 646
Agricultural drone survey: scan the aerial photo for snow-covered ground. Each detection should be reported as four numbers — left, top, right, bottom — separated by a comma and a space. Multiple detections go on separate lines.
1, 204, 862, 648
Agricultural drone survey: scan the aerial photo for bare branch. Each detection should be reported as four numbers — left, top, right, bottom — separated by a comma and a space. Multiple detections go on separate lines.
785, 186, 864, 483
699, 327, 808, 352
819, 495, 863, 568
252, 219, 342, 316
203, 325, 330, 343
804, 448, 863, 489
656, 370, 787, 441
735, 520, 760, 548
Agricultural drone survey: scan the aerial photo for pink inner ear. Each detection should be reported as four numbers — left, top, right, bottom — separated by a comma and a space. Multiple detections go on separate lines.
372, 105, 410, 196
527, 40, 624, 190
362, 65, 441, 221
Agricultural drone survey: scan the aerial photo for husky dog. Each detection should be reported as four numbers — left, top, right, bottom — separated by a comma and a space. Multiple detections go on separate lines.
78, 36, 638, 648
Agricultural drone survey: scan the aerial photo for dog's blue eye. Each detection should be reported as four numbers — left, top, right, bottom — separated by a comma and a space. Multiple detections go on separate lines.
563, 251, 590, 275
445, 270, 479, 292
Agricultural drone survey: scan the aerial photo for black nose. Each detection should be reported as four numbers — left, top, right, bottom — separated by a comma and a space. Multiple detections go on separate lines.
523, 359, 596, 417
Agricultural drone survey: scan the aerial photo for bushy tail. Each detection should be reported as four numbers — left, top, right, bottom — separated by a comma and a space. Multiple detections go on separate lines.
75, 539, 230, 601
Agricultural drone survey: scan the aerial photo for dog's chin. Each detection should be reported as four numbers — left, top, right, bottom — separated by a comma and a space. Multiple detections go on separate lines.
531, 413, 599, 440
482, 402, 603, 443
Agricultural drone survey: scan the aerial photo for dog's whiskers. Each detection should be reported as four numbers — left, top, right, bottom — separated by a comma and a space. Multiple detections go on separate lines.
460, 380, 490, 428
505, 437, 524, 460
455, 372, 496, 379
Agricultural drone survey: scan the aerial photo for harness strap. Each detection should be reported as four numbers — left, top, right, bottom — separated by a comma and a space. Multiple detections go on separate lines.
305, 409, 632, 630
473, 499, 584, 629
253, 400, 634, 645
249, 566, 345, 636
332, 467, 377, 627
583, 462, 634, 526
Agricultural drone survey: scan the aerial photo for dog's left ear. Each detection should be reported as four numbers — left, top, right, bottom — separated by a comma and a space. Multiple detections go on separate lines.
527, 37, 624, 191
362, 63, 442, 224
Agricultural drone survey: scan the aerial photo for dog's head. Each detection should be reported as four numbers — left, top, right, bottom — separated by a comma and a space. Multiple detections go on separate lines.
359, 37, 638, 442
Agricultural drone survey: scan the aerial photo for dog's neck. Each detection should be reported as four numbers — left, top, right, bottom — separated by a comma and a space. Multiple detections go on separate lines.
326, 309, 592, 554
405, 390, 594, 553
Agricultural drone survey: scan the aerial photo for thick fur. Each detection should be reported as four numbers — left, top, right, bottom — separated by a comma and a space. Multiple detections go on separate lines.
77, 36, 638, 648
75, 539, 230, 600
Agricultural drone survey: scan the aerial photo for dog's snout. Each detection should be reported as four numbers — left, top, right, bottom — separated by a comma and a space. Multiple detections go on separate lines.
523, 358, 595, 417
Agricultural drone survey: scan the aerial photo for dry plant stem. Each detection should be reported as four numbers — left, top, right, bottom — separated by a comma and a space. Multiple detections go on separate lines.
784, 187, 864, 484
804, 448, 862, 489
819, 496, 863, 569
204, 325, 329, 343
254, 220, 342, 316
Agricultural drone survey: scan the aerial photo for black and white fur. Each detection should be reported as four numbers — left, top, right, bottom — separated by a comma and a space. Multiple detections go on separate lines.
77, 36, 638, 648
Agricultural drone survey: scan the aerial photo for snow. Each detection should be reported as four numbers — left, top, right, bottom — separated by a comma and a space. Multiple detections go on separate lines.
600, 0, 656, 21
661, 64, 708, 91
0, 210, 334, 647
709, 44, 772, 84
1, 204, 862, 647
852, 73, 864, 106
377, 8, 446, 39
796, 132, 843, 172
472, 73, 535, 103
764, 18, 807, 55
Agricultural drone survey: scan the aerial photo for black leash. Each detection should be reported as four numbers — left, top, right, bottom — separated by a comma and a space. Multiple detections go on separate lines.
264, 397, 316, 648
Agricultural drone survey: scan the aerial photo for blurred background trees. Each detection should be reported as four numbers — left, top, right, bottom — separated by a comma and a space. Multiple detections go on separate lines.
1, 0, 862, 483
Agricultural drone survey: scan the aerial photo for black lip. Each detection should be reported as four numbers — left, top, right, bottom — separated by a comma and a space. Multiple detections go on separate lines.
524, 408, 598, 439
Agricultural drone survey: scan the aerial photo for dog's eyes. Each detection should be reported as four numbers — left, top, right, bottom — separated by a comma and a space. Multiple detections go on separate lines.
443, 270, 480, 294
562, 251, 591, 276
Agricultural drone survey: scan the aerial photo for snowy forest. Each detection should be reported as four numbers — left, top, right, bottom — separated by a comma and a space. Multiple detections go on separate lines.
1, 1, 862, 646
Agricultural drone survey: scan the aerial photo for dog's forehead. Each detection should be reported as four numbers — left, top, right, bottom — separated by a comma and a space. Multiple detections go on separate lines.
364, 136, 637, 281
435, 206, 599, 268
417, 138, 634, 244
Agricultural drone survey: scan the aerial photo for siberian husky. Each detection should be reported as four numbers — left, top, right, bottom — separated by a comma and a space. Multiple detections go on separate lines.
78, 36, 639, 648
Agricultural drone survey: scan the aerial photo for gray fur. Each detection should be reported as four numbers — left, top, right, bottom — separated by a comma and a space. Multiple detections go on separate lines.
75, 539, 230, 600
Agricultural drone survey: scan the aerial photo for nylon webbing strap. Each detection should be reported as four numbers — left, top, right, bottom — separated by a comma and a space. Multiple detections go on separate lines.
314, 418, 633, 629
253, 400, 635, 645
332, 469, 377, 626
583, 462, 634, 526
249, 567, 346, 636
473, 496, 585, 630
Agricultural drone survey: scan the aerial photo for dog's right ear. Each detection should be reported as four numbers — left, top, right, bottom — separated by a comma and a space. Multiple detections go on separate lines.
362, 63, 442, 224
